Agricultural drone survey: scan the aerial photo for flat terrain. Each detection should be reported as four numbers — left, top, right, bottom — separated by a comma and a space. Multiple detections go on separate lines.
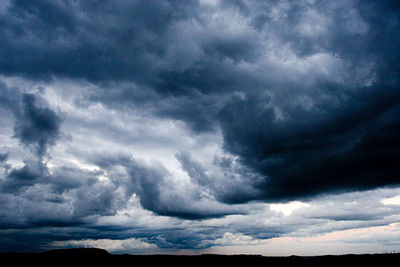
1, 248, 399, 266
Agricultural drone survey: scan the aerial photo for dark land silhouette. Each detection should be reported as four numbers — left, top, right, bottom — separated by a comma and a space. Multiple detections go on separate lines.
1, 248, 399, 266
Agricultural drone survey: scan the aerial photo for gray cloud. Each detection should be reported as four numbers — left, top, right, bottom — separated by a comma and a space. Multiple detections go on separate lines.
0, 89, 121, 229
1, 82, 63, 157
1, 0, 400, 254
0, 0, 197, 82
13, 93, 63, 157
176, 151, 265, 204
0, 152, 8, 163
92, 153, 242, 220
0, 158, 121, 227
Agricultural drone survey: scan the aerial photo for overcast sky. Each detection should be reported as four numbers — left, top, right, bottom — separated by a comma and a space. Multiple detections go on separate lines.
1, 0, 400, 255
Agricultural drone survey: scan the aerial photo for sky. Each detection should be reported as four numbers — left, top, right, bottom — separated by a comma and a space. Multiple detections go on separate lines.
1, 0, 400, 256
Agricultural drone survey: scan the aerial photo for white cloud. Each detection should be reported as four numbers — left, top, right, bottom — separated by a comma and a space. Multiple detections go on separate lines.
382, 195, 400, 206
203, 223, 400, 256
269, 201, 310, 216
51, 238, 158, 254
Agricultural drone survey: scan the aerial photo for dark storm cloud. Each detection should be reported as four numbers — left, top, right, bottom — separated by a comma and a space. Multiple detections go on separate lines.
13, 93, 63, 157
218, 88, 400, 201
0, 0, 198, 82
211, 0, 400, 202
1, 82, 64, 157
1, 0, 400, 213
3, 0, 400, 254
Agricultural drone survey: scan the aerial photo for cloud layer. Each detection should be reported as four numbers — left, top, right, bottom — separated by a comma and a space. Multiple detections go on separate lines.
1, 0, 400, 254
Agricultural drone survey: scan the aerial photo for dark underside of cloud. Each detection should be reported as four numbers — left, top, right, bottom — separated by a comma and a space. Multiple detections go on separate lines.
1, 0, 400, 228
218, 87, 400, 202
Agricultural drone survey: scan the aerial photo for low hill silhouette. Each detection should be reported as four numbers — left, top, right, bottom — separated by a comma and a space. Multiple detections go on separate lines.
1, 248, 399, 266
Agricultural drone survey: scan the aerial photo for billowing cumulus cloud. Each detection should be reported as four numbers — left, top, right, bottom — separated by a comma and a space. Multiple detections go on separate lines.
1, 0, 400, 254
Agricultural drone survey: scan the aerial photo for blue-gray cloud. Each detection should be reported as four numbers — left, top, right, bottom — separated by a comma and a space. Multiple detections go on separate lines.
1, 0, 400, 253
92, 154, 242, 220
13, 93, 63, 157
